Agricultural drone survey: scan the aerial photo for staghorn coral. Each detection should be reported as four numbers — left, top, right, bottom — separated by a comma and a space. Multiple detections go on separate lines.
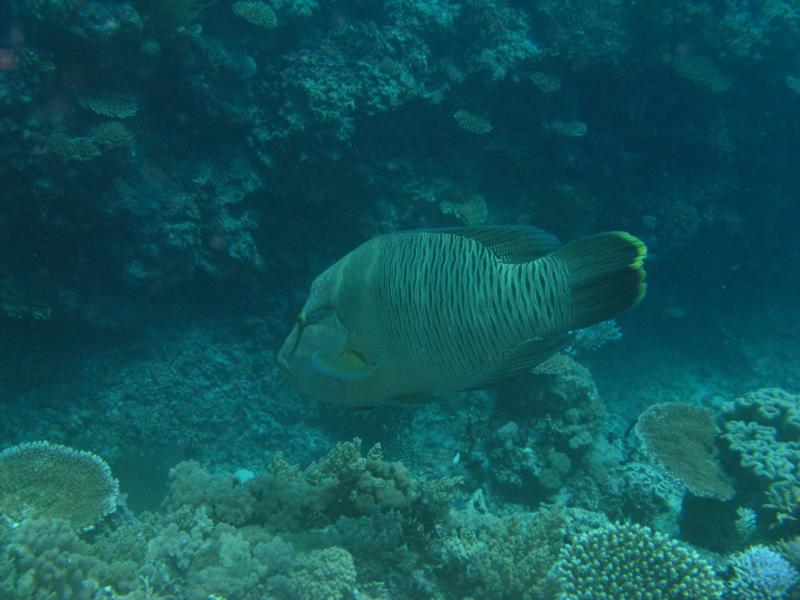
554, 521, 725, 598
635, 402, 734, 501
0, 441, 119, 530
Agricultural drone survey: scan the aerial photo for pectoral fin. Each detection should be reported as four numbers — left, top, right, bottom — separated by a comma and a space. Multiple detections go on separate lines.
465, 334, 571, 390
311, 350, 379, 382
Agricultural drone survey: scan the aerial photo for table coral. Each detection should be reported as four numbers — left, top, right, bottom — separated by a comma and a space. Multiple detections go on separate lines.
0, 441, 119, 531
635, 402, 734, 501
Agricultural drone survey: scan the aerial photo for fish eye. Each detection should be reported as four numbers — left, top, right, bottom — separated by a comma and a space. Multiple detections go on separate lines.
301, 304, 334, 326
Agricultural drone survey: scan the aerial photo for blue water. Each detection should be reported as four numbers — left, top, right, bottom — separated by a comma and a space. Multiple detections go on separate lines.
0, 1, 798, 598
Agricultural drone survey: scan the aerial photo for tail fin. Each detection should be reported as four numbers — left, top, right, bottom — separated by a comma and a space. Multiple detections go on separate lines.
553, 231, 647, 330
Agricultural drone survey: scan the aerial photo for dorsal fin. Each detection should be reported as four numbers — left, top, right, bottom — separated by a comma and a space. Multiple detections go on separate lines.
464, 334, 571, 390
439, 225, 562, 263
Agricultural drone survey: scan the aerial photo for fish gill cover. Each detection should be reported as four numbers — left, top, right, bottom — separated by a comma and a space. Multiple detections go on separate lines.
0, 0, 798, 598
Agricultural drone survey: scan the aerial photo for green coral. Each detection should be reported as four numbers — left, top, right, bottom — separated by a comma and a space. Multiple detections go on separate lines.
91, 121, 136, 151
555, 521, 725, 599
435, 506, 565, 599
250, 438, 460, 529
635, 402, 734, 500
137, 0, 217, 23
668, 52, 733, 93
722, 388, 800, 527
162, 460, 256, 526
453, 109, 493, 134
0, 441, 119, 530
46, 132, 102, 162
0, 519, 109, 599
46, 123, 134, 162
232, 1, 278, 29
79, 92, 138, 119
279, 547, 357, 600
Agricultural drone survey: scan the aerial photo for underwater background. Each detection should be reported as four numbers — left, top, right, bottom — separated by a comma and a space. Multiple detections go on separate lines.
1, 0, 799, 598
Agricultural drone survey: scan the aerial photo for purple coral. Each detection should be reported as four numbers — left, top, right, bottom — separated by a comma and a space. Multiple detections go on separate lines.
729, 545, 800, 599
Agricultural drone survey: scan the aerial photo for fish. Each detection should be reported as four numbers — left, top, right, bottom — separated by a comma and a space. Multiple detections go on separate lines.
277, 226, 646, 407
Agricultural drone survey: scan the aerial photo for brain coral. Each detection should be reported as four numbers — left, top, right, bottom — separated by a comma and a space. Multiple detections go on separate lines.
0, 441, 119, 530
722, 388, 800, 526
554, 521, 724, 599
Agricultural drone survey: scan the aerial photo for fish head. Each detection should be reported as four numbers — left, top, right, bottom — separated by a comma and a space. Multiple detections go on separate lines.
277, 265, 349, 401
277, 309, 349, 402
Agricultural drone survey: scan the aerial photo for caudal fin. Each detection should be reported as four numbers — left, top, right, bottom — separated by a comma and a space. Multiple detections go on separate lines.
553, 231, 647, 330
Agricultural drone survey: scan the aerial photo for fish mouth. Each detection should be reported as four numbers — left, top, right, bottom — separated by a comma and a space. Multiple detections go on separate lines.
277, 352, 293, 376
277, 320, 305, 378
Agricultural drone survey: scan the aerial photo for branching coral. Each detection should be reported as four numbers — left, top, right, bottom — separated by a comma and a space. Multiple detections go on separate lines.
0, 518, 110, 599
255, 438, 460, 527
727, 545, 800, 599
555, 521, 725, 598
435, 506, 565, 599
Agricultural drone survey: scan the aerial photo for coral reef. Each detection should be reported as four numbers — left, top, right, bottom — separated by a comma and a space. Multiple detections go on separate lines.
434, 505, 565, 599
555, 521, 725, 598
635, 402, 734, 501
0, 441, 119, 530
232, 1, 278, 29
721, 388, 800, 529
479, 354, 604, 498
2, 0, 800, 597
727, 545, 800, 600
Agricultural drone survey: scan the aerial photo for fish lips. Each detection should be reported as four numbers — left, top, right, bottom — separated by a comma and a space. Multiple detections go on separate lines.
277, 325, 300, 378
277, 315, 349, 401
